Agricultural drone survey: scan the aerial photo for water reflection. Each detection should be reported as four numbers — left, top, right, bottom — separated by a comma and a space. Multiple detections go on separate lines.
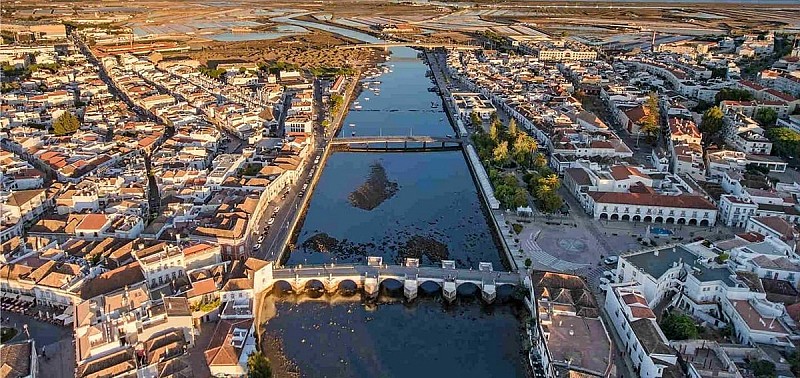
259, 289, 529, 378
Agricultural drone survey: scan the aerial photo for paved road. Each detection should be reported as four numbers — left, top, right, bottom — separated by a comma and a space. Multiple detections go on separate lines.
255, 75, 359, 263
3, 312, 74, 378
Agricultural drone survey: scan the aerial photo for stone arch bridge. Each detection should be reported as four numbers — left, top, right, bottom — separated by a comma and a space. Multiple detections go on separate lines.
265, 257, 520, 303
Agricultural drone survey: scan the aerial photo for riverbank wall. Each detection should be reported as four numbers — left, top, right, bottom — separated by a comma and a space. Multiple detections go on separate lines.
424, 50, 520, 272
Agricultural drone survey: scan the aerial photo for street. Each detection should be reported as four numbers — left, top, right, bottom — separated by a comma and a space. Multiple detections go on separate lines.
254, 74, 358, 263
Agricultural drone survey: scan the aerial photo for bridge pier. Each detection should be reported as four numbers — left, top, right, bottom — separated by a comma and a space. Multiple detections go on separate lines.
364, 276, 379, 298
481, 282, 497, 304
443, 280, 457, 302
404, 276, 418, 301
324, 274, 338, 293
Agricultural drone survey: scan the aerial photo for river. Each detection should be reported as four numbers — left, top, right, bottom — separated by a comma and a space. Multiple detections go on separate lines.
260, 16, 528, 378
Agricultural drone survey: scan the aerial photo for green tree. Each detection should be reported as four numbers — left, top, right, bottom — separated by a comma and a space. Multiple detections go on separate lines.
512, 134, 537, 167
749, 359, 776, 378
715, 88, 753, 104
538, 191, 563, 213
766, 127, 800, 158
511, 187, 529, 208
789, 350, 800, 376
660, 312, 699, 340
247, 351, 272, 378
490, 111, 499, 125
492, 141, 510, 166
700, 106, 725, 138
532, 153, 547, 170
507, 119, 519, 139
489, 120, 501, 142
536, 174, 561, 194
754, 107, 778, 127
470, 112, 482, 127
52, 112, 80, 135
640, 93, 661, 138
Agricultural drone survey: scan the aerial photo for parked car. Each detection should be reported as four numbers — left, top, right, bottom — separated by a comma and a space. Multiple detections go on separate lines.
602, 270, 615, 279
253, 243, 261, 250
603, 256, 619, 265
599, 277, 611, 285
267, 218, 275, 226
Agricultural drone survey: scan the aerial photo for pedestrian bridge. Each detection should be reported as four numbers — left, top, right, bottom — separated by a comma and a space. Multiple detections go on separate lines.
337, 42, 481, 51
268, 257, 520, 303
330, 136, 462, 151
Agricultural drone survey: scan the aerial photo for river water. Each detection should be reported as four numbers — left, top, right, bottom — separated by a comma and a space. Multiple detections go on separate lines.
261, 17, 527, 378
286, 44, 501, 270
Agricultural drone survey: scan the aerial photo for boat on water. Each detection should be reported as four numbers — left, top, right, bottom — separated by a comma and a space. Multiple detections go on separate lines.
364, 97, 370, 101
354, 105, 362, 110
431, 102, 439, 108
349, 123, 356, 127
352, 131, 356, 136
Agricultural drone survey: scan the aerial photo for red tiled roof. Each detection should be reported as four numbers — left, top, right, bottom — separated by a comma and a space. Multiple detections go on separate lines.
589, 192, 716, 210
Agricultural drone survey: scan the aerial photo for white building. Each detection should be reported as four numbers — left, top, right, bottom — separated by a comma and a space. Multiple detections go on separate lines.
604, 283, 682, 378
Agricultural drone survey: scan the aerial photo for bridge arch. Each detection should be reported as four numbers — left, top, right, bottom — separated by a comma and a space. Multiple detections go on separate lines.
379, 278, 404, 295
495, 283, 518, 302
336, 279, 359, 295
271, 280, 295, 295
303, 279, 326, 295
610, 214, 619, 221
632, 215, 641, 222
419, 280, 442, 294
456, 282, 481, 297
621, 214, 630, 221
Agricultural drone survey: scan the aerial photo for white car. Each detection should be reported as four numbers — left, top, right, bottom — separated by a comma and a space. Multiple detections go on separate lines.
602, 270, 616, 279
252, 243, 261, 250
603, 256, 619, 265
599, 277, 611, 285
267, 218, 275, 226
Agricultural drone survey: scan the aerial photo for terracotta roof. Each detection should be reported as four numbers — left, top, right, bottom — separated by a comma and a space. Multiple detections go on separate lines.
187, 278, 218, 298
610, 165, 649, 181
204, 318, 253, 367
76, 214, 109, 231
5, 189, 45, 207
0, 340, 33, 378
624, 104, 649, 123
564, 168, 592, 186
80, 262, 144, 300
751, 216, 795, 240
589, 192, 716, 210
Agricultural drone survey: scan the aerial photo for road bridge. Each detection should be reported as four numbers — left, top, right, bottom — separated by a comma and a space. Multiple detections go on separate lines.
330, 135, 462, 151
268, 257, 519, 303
337, 42, 481, 51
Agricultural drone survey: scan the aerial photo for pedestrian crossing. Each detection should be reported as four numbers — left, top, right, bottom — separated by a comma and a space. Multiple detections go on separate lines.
523, 239, 589, 272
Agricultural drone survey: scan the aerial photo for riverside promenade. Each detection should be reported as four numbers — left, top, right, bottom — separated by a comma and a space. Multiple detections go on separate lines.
425, 50, 523, 272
